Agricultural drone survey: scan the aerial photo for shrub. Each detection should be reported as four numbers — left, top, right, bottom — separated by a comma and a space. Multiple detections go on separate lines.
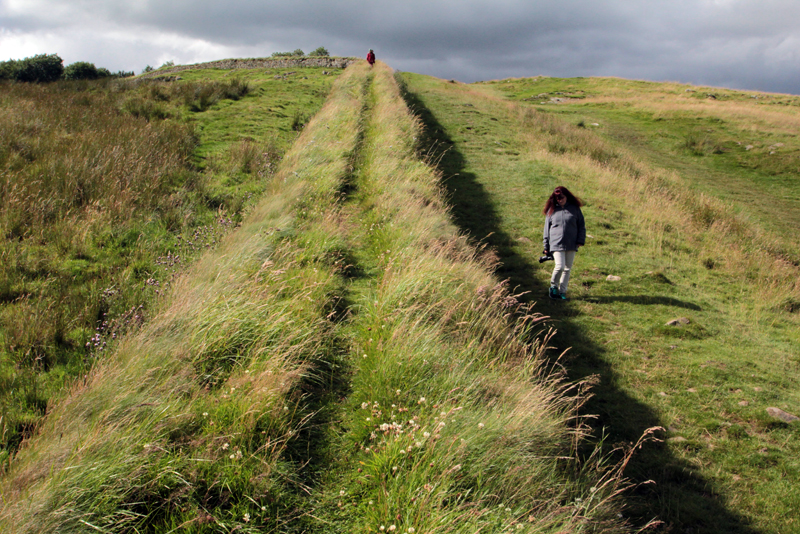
309, 46, 329, 57
63, 61, 100, 80
291, 109, 310, 131
0, 53, 64, 83
271, 49, 305, 57
220, 78, 250, 100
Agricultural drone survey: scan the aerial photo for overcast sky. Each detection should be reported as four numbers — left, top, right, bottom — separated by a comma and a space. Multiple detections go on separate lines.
2, 0, 800, 94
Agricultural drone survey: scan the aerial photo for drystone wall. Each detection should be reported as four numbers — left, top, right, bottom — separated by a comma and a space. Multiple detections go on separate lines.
140, 57, 357, 79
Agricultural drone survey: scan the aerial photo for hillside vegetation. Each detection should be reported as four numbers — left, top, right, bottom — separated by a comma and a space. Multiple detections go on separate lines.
397, 73, 799, 533
0, 64, 630, 532
2, 59, 797, 534
0, 66, 338, 458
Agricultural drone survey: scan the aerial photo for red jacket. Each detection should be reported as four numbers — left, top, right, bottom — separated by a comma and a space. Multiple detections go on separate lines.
366, 51, 375, 65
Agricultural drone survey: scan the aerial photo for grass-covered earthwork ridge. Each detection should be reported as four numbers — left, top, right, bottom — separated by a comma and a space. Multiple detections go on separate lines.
0, 66, 340, 457
396, 73, 799, 533
0, 63, 633, 532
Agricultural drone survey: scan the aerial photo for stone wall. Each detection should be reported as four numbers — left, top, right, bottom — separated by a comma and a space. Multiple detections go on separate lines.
140, 57, 358, 79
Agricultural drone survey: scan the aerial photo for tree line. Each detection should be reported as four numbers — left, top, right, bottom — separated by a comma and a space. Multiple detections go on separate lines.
0, 53, 133, 83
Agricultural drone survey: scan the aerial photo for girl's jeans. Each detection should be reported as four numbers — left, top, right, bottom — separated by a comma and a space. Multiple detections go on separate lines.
551, 250, 576, 294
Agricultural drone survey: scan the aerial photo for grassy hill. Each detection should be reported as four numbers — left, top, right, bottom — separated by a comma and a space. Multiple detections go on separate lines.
397, 73, 800, 533
0, 65, 338, 457
1, 61, 798, 533
0, 63, 629, 533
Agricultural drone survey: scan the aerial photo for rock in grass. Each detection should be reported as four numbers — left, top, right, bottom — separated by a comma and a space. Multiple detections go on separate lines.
766, 407, 800, 423
666, 317, 691, 326
606, 275, 621, 282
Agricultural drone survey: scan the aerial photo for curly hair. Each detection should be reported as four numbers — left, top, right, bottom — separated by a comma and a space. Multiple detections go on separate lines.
543, 186, 583, 216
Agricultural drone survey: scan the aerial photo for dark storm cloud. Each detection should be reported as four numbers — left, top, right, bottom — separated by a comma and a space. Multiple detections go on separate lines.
2, 0, 800, 93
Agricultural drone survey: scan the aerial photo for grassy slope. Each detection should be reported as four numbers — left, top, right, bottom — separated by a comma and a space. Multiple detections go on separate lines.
0, 63, 629, 533
0, 67, 337, 456
398, 72, 800, 533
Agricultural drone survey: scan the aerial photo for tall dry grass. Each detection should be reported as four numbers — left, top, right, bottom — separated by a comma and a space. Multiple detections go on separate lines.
0, 62, 369, 533
0, 82, 195, 236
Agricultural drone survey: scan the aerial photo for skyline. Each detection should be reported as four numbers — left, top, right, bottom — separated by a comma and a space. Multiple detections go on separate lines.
2, 1, 800, 94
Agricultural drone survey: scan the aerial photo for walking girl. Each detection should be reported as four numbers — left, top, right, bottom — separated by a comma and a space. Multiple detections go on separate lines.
543, 186, 585, 300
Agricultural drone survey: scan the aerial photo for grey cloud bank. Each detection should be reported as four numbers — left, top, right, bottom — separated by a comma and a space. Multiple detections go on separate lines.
2, 0, 800, 94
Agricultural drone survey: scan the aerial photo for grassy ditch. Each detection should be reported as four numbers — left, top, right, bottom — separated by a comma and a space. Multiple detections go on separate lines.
0, 67, 339, 458
398, 72, 800, 533
1, 62, 632, 533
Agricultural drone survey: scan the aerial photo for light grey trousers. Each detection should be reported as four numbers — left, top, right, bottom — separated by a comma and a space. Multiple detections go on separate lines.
550, 250, 576, 294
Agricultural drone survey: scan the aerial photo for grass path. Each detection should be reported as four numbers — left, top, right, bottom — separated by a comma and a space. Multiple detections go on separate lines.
398, 72, 800, 534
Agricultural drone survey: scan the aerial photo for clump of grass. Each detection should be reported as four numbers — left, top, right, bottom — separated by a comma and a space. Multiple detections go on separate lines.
121, 96, 171, 120
681, 131, 724, 155
291, 109, 311, 131
184, 79, 250, 112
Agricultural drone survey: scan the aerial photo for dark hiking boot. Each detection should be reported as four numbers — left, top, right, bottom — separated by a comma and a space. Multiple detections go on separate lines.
549, 286, 560, 300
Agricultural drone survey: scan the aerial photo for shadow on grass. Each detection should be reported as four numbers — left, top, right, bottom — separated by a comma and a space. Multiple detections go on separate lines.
582, 296, 702, 310
398, 75, 760, 534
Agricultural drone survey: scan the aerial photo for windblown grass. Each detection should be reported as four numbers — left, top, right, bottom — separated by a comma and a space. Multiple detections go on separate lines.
294, 64, 630, 533
0, 62, 632, 533
0, 62, 364, 533
0, 68, 338, 458
401, 72, 800, 533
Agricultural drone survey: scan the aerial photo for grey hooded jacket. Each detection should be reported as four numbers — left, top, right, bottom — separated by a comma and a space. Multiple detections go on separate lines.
543, 203, 585, 252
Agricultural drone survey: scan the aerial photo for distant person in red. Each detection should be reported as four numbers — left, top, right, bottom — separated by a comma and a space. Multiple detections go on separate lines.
366, 49, 376, 66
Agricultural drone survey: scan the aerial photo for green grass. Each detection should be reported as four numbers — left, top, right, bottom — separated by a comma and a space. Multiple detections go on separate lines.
0, 62, 630, 534
0, 67, 340, 457
398, 72, 800, 534
484, 76, 800, 263
5, 61, 798, 534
